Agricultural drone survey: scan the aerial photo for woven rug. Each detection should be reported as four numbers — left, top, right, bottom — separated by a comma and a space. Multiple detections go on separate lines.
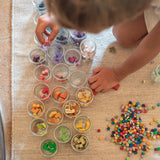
12, 0, 160, 159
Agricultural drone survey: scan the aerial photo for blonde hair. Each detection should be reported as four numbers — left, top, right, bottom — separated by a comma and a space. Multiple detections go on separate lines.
46, 0, 151, 32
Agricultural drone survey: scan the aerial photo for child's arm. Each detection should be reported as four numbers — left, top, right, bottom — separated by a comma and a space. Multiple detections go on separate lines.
89, 21, 160, 92
115, 21, 160, 81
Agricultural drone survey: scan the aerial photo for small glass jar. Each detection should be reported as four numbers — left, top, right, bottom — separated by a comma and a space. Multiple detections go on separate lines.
32, 0, 47, 15
80, 39, 96, 60
54, 124, 72, 143
76, 87, 94, 107
152, 64, 160, 82
29, 48, 47, 65
47, 44, 64, 64
30, 118, 47, 136
62, 100, 81, 119
34, 83, 51, 101
71, 134, 89, 152
64, 49, 81, 66
34, 65, 51, 83
55, 28, 69, 45
52, 63, 69, 82
74, 115, 91, 133
40, 139, 58, 157
27, 99, 45, 118
69, 71, 87, 89
51, 86, 69, 105
46, 108, 63, 125
70, 30, 87, 47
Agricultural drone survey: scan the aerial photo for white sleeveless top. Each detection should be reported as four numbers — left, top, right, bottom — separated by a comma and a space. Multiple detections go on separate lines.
144, 0, 160, 32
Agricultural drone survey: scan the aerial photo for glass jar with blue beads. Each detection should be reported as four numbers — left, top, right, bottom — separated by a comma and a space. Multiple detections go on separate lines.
55, 28, 70, 45
32, 0, 47, 15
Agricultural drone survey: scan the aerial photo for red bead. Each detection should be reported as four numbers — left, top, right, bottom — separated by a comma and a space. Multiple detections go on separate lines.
97, 129, 101, 132
112, 84, 120, 90
92, 89, 98, 95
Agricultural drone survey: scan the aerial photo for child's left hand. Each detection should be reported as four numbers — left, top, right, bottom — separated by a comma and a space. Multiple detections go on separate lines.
88, 67, 120, 93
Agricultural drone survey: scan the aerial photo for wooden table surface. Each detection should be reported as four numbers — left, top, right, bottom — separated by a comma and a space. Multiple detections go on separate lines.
0, 0, 12, 159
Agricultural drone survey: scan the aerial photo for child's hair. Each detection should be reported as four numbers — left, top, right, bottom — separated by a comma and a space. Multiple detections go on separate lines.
46, 0, 151, 32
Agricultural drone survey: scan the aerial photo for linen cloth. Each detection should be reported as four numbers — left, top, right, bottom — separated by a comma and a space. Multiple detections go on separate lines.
12, 0, 160, 159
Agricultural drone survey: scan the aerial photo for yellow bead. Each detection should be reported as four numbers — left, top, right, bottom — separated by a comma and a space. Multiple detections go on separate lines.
99, 137, 103, 140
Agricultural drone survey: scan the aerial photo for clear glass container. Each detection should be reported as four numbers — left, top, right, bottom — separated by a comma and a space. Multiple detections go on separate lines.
47, 44, 64, 64
30, 118, 47, 136
34, 83, 51, 101
34, 11, 47, 25
71, 134, 89, 152
29, 48, 47, 65
52, 63, 69, 82
55, 28, 69, 45
74, 115, 91, 133
32, 0, 47, 14
62, 100, 81, 119
34, 65, 51, 83
64, 49, 81, 66
51, 86, 69, 105
69, 71, 87, 89
80, 39, 96, 60
152, 64, 160, 82
70, 30, 87, 47
40, 139, 58, 157
76, 87, 94, 107
27, 99, 45, 118
54, 124, 72, 143
46, 108, 63, 125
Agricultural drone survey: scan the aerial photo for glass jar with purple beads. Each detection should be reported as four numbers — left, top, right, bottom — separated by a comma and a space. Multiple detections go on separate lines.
55, 28, 69, 45
47, 44, 64, 64
69, 30, 87, 47
32, 0, 47, 15
29, 48, 48, 65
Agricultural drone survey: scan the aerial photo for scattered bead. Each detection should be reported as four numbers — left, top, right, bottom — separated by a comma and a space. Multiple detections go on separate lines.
99, 137, 103, 140
97, 129, 101, 133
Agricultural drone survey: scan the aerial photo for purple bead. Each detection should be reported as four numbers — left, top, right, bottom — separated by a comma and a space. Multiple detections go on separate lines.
33, 55, 40, 62
55, 51, 62, 57
145, 128, 148, 131
158, 124, 160, 127
154, 148, 158, 151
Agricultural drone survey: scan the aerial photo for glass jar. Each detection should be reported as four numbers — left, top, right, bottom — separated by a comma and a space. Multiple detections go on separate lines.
47, 44, 64, 64
34, 65, 51, 83
73, 115, 91, 133
29, 48, 47, 65
69, 71, 87, 89
152, 64, 160, 82
70, 30, 87, 47
54, 124, 72, 143
55, 28, 69, 45
32, 0, 47, 15
52, 63, 69, 82
45, 108, 63, 126
76, 87, 94, 107
30, 118, 47, 136
40, 139, 58, 157
51, 86, 69, 105
71, 134, 89, 152
27, 99, 45, 118
62, 100, 81, 119
80, 39, 96, 60
64, 49, 81, 66
34, 83, 51, 101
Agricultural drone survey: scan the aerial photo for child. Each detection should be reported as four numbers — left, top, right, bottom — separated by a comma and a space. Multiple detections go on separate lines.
36, 0, 160, 93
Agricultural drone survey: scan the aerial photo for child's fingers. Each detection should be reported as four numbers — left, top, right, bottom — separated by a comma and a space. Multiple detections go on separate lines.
36, 25, 46, 44
90, 81, 100, 90
93, 67, 103, 75
48, 25, 60, 42
88, 74, 98, 84
95, 86, 103, 92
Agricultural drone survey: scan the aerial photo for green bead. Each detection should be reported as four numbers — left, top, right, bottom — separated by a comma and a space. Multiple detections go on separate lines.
157, 147, 160, 150
111, 138, 114, 142
61, 134, 69, 141
154, 131, 157, 135
126, 157, 129, 160
152, 106, 156, 109
142, 152, 145, 155
112, 121, 115, 125
49, 147, 56, 153
148, 107, 151, 110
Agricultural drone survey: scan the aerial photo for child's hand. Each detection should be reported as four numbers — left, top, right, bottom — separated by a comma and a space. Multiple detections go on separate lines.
88, 67, 120, 93
35, 13, 61, 45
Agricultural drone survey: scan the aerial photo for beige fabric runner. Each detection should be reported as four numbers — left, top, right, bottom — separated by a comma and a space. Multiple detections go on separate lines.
12, 0, 160, 160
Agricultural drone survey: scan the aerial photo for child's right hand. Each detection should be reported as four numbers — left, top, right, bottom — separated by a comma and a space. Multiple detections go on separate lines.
35, 13, 61, 45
